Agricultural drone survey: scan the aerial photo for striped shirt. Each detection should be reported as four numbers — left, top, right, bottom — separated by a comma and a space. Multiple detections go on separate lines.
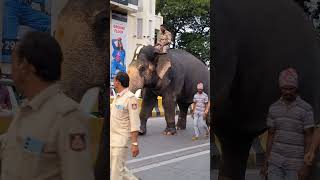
267, 96, 314, 170
193, 92, 208, 116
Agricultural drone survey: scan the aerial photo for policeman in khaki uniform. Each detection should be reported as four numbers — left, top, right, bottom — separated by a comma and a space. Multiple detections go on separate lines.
110, 72, 141, 180
155, 24, 172, 53
0, 32, 94, 180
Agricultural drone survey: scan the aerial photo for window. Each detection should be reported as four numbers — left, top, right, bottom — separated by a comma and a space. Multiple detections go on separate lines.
149, 20, 152, 38
129, 0, 138, 6
149, 0, 154, 14
154, 30, 159, 45
137, 18, 143, 39
138, 0, 143, 11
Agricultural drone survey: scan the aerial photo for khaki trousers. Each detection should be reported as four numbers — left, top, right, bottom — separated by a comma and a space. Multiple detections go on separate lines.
110, 147, 139, 180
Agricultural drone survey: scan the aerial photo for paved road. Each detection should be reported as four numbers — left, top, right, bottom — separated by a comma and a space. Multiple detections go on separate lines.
211, 170, 263, 180
122, 115, 320, 180
126, 116, 210, 180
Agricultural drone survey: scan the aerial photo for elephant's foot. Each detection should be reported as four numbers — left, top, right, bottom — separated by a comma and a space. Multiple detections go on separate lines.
138, 123, 147, 136
218, 176, 232, 180
162, 127, 177, 135
176, 125, 186, 130
176, 118, 187, 130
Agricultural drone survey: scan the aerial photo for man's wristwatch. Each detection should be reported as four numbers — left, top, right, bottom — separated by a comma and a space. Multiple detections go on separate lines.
132, 142, 138, 146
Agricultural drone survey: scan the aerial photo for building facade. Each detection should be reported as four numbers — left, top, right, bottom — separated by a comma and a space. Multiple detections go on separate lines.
0, 0, 162, 75
110, 0, 163, 79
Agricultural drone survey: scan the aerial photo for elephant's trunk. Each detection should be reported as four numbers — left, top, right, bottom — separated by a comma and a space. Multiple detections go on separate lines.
128, 65, 144, 93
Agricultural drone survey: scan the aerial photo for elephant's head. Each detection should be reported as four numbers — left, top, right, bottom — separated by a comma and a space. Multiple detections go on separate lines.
128, 45, 172, 93
54, 0, 108, 102
54, 1, 109, 180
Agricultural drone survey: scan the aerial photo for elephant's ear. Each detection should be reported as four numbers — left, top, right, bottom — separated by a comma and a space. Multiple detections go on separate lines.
155, 52, 172, 79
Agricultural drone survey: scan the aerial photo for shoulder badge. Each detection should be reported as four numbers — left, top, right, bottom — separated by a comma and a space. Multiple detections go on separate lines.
132, 103, 138, 110
69, 133, 86, 151
23, 136, 44, 155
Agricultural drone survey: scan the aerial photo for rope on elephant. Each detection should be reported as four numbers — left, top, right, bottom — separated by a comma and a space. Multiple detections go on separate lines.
132, 44, 144, 61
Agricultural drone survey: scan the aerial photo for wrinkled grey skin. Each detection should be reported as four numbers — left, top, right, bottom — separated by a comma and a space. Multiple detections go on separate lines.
213, 0, 320, 179
128, 46, 209, 135
54, 0, 108, 179
55, 0, 108, 102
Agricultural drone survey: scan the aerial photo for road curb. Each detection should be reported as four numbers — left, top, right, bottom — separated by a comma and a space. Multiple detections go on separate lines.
137, 97, 192, 117
109, 97, 193, 117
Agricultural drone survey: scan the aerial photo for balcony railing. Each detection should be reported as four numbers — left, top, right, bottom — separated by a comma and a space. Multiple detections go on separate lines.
129, 0, 138, 6
111, 0, 128, 5
111, 0, 138, 6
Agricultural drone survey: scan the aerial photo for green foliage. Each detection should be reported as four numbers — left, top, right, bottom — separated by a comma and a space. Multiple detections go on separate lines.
156, 0, 210, 65
178, 33, 210, 65
293, 0, 320, 40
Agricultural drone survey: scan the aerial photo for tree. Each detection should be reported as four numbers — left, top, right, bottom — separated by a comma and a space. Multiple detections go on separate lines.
156, 0, 210, 65
293, 0, 320, 40
178, 32, 210, 66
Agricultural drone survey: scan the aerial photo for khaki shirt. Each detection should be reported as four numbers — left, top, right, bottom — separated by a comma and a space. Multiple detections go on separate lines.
0, 84, 94, 180
158, 30, 172, 46
110, 89, 140, 147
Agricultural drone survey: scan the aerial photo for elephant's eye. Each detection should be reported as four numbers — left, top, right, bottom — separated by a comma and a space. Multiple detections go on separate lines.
94, 10, 108, 30
139, 65, 146, 72
93, 9, 108, 50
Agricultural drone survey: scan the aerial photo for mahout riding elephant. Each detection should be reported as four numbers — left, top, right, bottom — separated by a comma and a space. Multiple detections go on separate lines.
128, 45, 210, 135
54, 0, 108, 179
213, 0, 320, 179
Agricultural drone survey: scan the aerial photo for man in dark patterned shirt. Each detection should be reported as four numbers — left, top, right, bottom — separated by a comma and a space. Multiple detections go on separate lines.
261, 68, 314, 180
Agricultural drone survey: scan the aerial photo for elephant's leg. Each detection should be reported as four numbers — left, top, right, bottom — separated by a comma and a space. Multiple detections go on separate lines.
176, 103, 190, 130
310, 151, 320, 180
94, 107, 108, 180
206, 112, 211, 128
139, 91, 157, 135
217, 134, 254, 180
162, 96, 177, 135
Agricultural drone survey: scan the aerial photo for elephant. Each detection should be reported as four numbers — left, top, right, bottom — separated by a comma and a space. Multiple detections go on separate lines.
54, 0, 108, 102
53, 0, 108, 180
128, 45, 210, 135
213, 0, 320, 179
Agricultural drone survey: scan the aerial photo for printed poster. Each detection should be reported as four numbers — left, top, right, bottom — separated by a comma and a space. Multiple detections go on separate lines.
1, 0, 52, 63
111, 11, 128, 81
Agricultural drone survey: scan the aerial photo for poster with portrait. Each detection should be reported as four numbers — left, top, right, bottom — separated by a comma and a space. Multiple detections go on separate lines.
1, 0, 52, 64
110, 11, 128, 81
